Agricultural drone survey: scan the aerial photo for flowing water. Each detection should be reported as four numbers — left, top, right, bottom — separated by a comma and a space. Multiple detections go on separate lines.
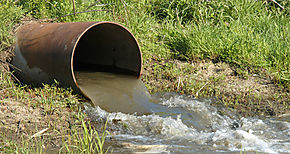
76, 71, 290, 153
75, 71, 158, 114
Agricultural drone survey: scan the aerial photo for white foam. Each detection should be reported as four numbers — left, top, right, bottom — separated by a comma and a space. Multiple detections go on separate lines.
85, 94, 290, 153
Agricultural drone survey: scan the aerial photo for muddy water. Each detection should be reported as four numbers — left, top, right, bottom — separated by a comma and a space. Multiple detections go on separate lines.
75, 71, 158, 114
76, 72, 290, 153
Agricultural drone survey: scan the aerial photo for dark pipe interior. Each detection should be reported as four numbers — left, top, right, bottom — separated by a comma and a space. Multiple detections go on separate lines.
73, 23, 141, 77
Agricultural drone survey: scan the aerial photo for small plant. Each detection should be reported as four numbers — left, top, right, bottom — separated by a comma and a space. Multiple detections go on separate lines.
61, 112, 111, 153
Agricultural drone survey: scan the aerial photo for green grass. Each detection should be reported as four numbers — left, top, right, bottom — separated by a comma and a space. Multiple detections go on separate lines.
146, 0, 289, 87
108, 0, 289, 87
0, 0, 289, 152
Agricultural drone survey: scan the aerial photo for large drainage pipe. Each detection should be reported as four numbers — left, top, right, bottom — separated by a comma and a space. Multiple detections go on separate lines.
11, 22, 142, 99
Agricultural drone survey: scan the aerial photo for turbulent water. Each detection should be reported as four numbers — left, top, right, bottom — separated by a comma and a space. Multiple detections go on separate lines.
76, 71, 290, 153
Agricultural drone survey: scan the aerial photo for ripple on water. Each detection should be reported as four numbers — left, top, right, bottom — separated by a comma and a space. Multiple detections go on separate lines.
78, 72, 290, 153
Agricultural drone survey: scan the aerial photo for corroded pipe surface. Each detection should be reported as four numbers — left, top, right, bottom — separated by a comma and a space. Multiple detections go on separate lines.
11, 22, 142, 98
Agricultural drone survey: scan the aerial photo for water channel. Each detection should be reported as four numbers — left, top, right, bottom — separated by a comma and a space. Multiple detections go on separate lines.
75, 71, 290, 153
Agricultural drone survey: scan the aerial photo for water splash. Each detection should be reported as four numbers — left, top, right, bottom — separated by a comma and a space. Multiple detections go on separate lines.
85, 93, 290, 153
76, 71, 290, 153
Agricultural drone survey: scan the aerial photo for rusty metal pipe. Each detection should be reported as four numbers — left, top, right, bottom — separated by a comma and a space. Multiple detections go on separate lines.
11, 22, 142, 97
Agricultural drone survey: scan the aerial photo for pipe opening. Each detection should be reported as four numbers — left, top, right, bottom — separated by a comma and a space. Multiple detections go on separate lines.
12, 22, 148, 114
73, 23, 142, 77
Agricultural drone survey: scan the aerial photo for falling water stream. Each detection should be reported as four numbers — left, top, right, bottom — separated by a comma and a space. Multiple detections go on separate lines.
75, 71, 290, 153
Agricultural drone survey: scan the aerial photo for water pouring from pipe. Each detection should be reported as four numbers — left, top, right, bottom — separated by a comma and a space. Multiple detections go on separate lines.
75, 71, 155, 114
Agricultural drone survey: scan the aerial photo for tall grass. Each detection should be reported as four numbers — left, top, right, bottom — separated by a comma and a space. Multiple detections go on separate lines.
0, 0, 23, 57
101, 0, 289, 86
145, 0, 289, 86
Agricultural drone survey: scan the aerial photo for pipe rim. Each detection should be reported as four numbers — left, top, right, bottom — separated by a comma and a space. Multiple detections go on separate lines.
70, 21, 142, 99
